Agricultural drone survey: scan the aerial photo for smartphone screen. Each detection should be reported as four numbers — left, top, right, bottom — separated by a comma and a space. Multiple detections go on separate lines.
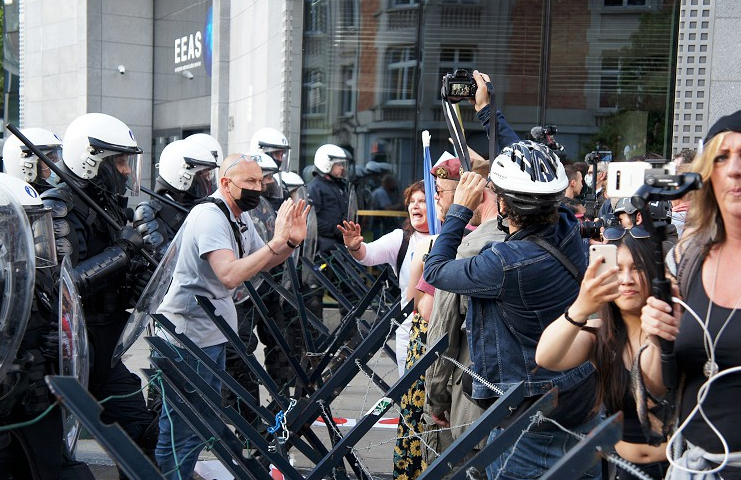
607, 162, 650, 199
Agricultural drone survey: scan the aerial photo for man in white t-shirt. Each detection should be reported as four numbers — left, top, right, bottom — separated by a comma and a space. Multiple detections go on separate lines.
154, 153, 310, 480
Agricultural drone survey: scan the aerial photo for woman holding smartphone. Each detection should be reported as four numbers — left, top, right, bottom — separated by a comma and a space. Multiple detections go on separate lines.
535, 227, 669, 479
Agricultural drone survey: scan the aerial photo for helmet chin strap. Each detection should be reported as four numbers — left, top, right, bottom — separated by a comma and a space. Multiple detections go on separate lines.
496, 212, 510, 235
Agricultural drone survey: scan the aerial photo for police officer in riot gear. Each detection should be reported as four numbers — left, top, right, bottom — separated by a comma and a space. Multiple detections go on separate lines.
0, 172, 94, 480
133, 139, 218, 258
41, 113, 158, 474
250, 127, 291, 171
2, 128, 63, 194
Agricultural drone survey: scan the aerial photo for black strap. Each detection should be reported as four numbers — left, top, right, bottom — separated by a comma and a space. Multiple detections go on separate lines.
523, 234, 583, 284
197, 198, 244, 258
395, 231, 412, 274
442, 94, 472, 171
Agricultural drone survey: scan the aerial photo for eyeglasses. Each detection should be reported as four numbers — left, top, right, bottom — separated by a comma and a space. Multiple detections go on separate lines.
602, 226, 652, 242
223, 154, 259, 175
434, 184, 457, 195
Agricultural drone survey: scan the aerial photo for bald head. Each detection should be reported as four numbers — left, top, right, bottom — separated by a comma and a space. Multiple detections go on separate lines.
219, 153, 263, 215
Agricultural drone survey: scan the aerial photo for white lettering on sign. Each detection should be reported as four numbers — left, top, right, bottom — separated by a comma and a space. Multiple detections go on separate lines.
174, 31, 203, 65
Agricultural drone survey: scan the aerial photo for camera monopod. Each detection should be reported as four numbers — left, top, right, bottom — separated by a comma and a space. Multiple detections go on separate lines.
632, 171, 701, 397
6, 123, 158, 267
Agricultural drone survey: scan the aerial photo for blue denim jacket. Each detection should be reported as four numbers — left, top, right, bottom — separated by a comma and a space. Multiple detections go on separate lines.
423, 204, 593, 399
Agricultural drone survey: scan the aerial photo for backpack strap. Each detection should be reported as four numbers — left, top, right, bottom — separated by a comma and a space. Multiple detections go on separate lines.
395, 230, 412, 274
523, 234, 584, 284
197, 197, 244, 258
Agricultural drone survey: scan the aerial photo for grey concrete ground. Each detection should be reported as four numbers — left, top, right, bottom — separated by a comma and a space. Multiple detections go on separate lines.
75, 308, 400, 479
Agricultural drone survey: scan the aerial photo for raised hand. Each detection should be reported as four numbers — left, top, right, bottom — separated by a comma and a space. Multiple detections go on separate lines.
338, 220, 363, 250
289, 199, 311, 244
453, 171, 487, 211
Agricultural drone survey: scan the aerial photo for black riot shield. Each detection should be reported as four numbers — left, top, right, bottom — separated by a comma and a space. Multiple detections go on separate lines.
0, 182, 35, 381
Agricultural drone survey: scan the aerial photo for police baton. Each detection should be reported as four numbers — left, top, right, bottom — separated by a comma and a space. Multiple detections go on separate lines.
6, 123, 158, 267
141, 186, 189, 214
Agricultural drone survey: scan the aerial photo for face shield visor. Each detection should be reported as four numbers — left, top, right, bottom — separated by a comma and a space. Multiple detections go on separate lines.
184, 165, 218, 200
328, 157, 349, 181
20, 145, 63, 187
25, 204, 57, 268
261, 146, 291, 171
88, 138, 143, 196
261, 171, 284, 199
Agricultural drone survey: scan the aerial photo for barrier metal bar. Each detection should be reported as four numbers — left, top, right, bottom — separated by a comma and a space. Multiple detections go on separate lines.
45, 376, 164, 480
416, 382, 526, 480
321, 249, 369, 292
540, 413, 623, 480
300, 256, 355, 312
317, 251, 367, 302
193, 293, 350, 465
148, 320, 327, 467
147, 348, 305, 480
284, 256, 317, 354
257, 270, 329, 338
444, 389, 559, 480
287, 300, 411, 430
332, 245, 378, 285
306, 334, 449, 480
141, 368, 264, 480
306, 270, 394, 381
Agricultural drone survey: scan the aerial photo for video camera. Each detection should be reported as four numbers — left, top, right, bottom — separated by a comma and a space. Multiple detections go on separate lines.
531, 125, 564, 152
441, 69, 477, 104
580, 213, 620, 240
585, 150, 613, 165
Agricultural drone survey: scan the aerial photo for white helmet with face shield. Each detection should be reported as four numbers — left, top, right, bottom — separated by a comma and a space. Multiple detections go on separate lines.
184, 133, 224, 167
0, 172, 57, 268
314, 144, 349, 180
62, 113, 143, 197
157, 140, 218, 200
250, 128, 291, 171
3, 128, 63, 188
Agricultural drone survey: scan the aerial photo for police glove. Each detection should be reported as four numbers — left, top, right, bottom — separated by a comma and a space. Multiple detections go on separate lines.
127, 256, 154, 307
133, 201, 165, 250
115, 226, 144, 261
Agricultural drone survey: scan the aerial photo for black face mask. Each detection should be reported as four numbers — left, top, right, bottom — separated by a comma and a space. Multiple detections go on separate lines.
233, 187, 261, 212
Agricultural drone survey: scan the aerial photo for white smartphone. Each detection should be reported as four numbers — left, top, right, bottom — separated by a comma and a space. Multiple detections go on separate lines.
589, 244, 618, 283
606, 162, 650, 198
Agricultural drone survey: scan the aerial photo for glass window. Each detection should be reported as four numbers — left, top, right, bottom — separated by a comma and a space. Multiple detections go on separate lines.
386, 47, 417, 103
305, 0, 327, 34
299, 0, 679, 187
303, 70, 326, 115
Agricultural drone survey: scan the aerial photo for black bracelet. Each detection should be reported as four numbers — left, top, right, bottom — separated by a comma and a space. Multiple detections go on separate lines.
287, 239, 301, 249
563, 306, 587, 328
347, 243, 362, 252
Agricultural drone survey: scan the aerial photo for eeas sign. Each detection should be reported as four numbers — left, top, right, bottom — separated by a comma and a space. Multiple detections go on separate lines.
174, 31, 202, 73
173, 6, 213, 77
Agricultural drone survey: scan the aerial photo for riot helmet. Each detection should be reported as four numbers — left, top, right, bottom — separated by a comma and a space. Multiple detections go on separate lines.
157, 140, 218, 203
62, 113, 143, 197
0, 172, 57, 268
314, 144, 349, 180
277, 171, 305, 194
250, 128, 291, 170
489, 140, 567, 216
2, 128, 63, 190
184, 133, 224, 167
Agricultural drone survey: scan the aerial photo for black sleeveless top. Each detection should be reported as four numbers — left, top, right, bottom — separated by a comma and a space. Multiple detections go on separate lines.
675, 268, 741, 454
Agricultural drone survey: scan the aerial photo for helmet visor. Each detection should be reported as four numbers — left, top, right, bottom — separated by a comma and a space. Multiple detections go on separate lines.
262, 147, 290, 170
103, 152, 142, 196
26, 205, 57, 268
261, 172, 284, 199
329, 158, 348, 180
186, 167, 218, 199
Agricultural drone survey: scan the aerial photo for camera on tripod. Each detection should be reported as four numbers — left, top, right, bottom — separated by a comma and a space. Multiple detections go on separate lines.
585, 150, 613, 165
441, 69, 478, 103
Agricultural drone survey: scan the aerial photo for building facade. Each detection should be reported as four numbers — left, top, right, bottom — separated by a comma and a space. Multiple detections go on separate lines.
5, 0, 740, 190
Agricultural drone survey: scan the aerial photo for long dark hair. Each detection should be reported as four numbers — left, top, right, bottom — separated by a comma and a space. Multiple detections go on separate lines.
592, 234, 658, 414
402, 180, 426, 236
